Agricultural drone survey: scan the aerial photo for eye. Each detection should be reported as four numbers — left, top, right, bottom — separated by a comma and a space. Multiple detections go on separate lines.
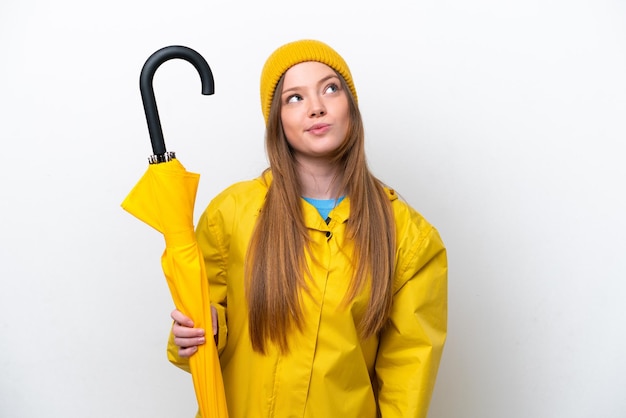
324, 83, 339, 94
286, 94, 302, 104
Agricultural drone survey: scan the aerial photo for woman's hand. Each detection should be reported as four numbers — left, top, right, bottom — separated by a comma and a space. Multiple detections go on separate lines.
170, 306, 218, 358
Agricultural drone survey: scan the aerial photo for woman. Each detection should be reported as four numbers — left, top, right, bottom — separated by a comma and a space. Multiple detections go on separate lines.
168, 39, 447, 418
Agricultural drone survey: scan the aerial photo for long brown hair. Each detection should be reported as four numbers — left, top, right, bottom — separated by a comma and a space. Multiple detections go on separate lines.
245, 72, 396, 354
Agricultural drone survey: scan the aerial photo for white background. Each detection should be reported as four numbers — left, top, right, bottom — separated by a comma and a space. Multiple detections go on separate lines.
1, 1, 625, 417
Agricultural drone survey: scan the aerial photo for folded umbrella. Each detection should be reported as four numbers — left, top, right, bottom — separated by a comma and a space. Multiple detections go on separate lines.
121, 45, 228, 418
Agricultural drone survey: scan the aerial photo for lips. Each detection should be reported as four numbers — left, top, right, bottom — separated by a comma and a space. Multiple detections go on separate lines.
306, 123, 331, 135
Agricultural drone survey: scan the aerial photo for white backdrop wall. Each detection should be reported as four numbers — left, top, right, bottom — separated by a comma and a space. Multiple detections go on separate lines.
1, 1, 625, 417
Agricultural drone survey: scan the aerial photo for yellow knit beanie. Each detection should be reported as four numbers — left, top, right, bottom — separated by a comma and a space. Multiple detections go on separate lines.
260, 39, 357, 124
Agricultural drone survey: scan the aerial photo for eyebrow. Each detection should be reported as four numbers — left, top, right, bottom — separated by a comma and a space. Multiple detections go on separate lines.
281, 74, 341, 96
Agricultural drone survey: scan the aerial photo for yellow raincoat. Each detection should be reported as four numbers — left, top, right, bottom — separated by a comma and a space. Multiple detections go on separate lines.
168, 173, 447, 418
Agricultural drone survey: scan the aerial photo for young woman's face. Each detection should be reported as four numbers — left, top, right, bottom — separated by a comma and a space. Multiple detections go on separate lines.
279, 61, 350, 164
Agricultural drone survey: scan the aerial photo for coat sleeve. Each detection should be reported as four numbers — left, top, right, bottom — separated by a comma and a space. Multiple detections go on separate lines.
376, 211, 448, 418
196, 205, 229, 354
167, 202, 230, 371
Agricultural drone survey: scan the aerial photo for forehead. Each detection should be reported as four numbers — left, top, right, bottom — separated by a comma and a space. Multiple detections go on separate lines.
282, 61, 338, 87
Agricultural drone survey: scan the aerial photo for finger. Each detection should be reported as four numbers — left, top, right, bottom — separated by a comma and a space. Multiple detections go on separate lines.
171, 309, 194, 328
174, 335, 206, 349
178, 345, 199, 358
211, 306, 218, 336
172, 322, 205, 338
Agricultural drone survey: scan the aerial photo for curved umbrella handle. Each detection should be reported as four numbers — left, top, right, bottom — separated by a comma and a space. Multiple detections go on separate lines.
140, 45, 215, 156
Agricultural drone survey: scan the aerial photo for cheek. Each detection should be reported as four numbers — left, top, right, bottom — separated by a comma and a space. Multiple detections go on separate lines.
333, 97, 350, 120
280, 109, 295, 130
281, 108, 304, 132
335, 104, 351, 134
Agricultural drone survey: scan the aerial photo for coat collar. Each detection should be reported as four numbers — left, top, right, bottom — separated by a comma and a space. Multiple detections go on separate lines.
257, 170, 398, 229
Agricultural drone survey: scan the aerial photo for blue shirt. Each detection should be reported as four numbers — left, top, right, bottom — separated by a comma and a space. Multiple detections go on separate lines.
302, 196, 346, 221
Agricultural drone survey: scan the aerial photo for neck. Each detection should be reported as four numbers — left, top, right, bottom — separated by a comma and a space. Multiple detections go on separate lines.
295, 158, 344, 199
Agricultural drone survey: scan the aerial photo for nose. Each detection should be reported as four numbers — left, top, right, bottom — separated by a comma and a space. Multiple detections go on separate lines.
309, 96, 326, 117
